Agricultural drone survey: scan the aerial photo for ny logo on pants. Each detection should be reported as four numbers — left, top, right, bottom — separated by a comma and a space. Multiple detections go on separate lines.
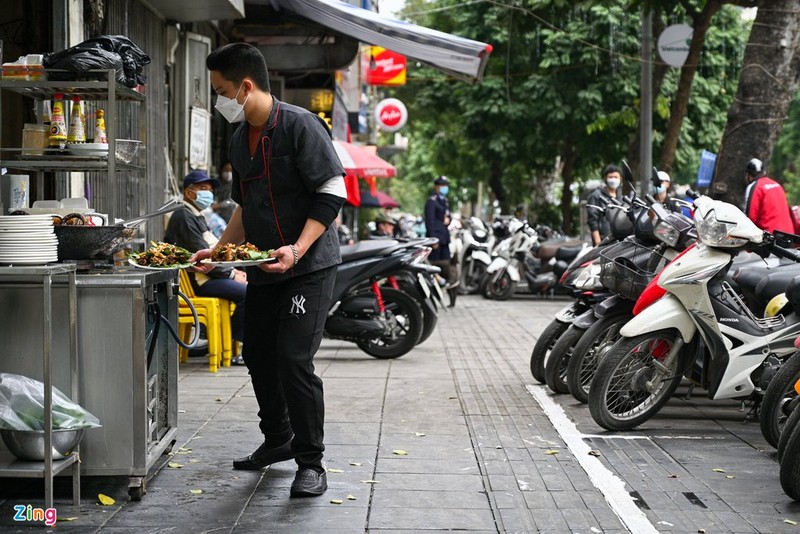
290, 294, 307, 317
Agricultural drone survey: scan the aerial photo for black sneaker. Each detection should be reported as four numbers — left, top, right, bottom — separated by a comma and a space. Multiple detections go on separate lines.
232, 437, 294, 470
231, 355, 246, 366
290, 468, 327, 497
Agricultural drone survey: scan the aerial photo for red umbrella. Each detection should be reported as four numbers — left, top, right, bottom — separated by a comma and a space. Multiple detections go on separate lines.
333, 140, 396, 179
375, 191, 400, 208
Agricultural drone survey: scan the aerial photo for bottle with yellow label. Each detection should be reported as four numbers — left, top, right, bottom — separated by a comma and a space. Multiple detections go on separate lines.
94, 109, 107, 144
49, 93, 68, 149
67, 96, 86, 144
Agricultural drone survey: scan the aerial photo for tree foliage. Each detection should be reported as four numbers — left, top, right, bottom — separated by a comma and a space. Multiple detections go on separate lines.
386, 0, 748, 231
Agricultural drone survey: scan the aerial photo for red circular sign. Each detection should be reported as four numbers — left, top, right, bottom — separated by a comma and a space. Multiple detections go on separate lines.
375, 98, 408, 132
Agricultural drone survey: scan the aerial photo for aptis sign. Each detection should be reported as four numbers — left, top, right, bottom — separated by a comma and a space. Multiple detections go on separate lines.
657, 24, 693, 68
375, 98, 408, 132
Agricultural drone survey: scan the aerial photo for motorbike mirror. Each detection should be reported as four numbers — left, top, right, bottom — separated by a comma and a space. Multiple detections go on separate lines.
651, 166, 663, 187
621, 160, 635, 183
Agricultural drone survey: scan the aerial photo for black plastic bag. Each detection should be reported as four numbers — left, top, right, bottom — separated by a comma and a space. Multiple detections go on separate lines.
43, 35, 150, 87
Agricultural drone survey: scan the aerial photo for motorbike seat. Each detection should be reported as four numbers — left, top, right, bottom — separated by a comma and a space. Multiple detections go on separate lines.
755, 266, 800, 306
555, 244, 586, 262
341, 239, 401, 262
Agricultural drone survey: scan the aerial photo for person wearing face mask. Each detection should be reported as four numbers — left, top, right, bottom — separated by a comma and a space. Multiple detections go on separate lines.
164, 169, 247, 365
193, 43, 346, 498
586, 164, 621, 246
425, 175, 457, 307
653, 171, 671, 203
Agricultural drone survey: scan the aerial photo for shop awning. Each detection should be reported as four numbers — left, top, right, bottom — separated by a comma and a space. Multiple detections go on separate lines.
259, 0, 493, 82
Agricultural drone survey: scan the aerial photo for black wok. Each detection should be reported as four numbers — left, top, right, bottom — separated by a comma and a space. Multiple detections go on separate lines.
54, 200, 181, 260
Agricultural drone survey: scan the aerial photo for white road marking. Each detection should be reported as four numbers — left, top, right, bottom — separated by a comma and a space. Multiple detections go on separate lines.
527, 384, 659, 534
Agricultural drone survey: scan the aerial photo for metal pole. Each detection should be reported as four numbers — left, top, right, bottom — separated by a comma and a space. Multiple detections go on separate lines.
639, 7, 653, 196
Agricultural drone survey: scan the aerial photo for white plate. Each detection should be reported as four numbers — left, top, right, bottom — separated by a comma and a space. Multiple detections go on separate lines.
0, 216, 54, 223
67, 143, 109, 157
127, 258, 192, 270
0, 226, 55, 232
0, 259, 57, 265
200, 258, 277, 267
0, 236, 58, 243
0, 245, 58, 253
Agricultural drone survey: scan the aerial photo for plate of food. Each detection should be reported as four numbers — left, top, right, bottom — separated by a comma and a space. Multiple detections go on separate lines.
128, 242, 194, 269
200, 242, 277, 267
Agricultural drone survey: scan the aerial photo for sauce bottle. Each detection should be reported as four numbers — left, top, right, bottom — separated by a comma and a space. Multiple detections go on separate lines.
67, 96, 86, 144
94, 109, 107, 144
49, 93, 68, 149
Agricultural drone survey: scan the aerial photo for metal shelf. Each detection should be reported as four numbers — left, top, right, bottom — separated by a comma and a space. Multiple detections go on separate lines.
0, 158, 144, 173
0, 78, 145, 102
0, 449, 79, 478
0, 264, 80, 509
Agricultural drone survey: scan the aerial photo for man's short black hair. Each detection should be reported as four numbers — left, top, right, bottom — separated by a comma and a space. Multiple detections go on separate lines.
206, 43, 271, 92
602, 164, 622, 177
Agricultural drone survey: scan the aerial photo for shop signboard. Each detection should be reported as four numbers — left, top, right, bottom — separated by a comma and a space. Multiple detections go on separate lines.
375, 98, 408, 132
364, 46, 407, 86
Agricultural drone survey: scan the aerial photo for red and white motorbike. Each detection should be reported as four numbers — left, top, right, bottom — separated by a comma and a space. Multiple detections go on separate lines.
589, 196, 800, 431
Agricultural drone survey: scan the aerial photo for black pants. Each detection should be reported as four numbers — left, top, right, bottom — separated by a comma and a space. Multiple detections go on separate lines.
242, 266, 335, 470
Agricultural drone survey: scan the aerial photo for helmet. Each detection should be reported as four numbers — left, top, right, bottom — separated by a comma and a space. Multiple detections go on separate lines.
765, 293, 789, 318
746, 158, 763, 176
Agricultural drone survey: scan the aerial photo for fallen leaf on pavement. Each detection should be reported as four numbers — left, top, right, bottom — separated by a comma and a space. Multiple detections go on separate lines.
327, 468, 344, 473
350, 462, 362, 467
330, 499, 343, 504
588, 450, 601, 457
712, 468, 725, 473
57, 517, 78, 522
415, 432, 426, 437
545, 449, 559, 455
360, 480, 380, 484
785, 519, 798, 526
725, 475, 735, 479
393, 449, 408, 456
98, 494, 115, 506
168, 462, 183, 469
347, 495, 356, 500
190, 489, 203, 494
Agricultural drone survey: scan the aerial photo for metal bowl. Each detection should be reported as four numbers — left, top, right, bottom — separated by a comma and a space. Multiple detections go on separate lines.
114, 139, 141, 164
0, 429, 85, 461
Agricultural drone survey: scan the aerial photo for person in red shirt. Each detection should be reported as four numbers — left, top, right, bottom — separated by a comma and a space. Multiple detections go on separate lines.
744, 158, 794, 234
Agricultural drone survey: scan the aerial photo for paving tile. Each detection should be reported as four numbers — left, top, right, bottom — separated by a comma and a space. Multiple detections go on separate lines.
368, 505, 496, 530
369, 489, 489, 509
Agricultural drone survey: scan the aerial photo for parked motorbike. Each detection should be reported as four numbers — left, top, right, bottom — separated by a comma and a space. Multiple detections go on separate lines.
481, 218, 538, 300
457, 216, 494, 294
327, 239, 432, 359
561, 197, 697, 400
526, 237, 589, 296
529, 194, 635, 384
777, 359, 800, 499
588, 196, 800, 430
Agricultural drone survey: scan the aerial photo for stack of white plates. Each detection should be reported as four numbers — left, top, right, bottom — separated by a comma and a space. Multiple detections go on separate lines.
0, 215, 58, 265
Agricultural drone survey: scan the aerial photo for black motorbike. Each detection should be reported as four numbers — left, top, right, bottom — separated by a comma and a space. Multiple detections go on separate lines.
326, 239, 439, 359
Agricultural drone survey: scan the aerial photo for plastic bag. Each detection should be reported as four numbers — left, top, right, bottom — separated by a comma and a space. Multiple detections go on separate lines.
0, 373, 101, 431
43, 35, 150, 87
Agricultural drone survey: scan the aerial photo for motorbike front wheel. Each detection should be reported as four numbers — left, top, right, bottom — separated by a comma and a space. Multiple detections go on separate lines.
481, 271, 517, 300
530, 319, 570, 383
356, 288, 424, 359
544, 325, 586, 394
567, 313, 631, 404
589, 331, 683, 431
761, 351, 800, 448
780, 408, 800, 500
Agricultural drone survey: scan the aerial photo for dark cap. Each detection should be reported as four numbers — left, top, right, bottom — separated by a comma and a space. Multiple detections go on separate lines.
746, 158, 763, 176
184, 170, 219, 189
376, 213, 396, 224
434, 175, 449, 186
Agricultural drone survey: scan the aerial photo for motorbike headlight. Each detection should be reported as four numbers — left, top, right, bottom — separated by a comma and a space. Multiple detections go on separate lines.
654, 220, 679, 247
474, 229, 487, 240
695, 211, 748, 247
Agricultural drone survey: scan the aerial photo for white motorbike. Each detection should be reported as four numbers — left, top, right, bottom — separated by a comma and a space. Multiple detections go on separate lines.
456, 216, 494, 294
480, 218, 538, 300
589, 196, 800, 430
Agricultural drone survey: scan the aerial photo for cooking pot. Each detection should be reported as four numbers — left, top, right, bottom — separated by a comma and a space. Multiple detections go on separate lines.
54, 200, 182, 260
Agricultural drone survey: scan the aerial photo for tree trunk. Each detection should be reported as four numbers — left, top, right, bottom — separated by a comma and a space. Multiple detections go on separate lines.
560, 141, 577, 235
658, 1, 722, 174
488, 159, 506, 209
712, 0, 800, 207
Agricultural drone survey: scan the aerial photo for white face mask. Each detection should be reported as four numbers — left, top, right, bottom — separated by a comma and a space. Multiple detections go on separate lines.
606, 178, 621, 190
215, 84, 249, 123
